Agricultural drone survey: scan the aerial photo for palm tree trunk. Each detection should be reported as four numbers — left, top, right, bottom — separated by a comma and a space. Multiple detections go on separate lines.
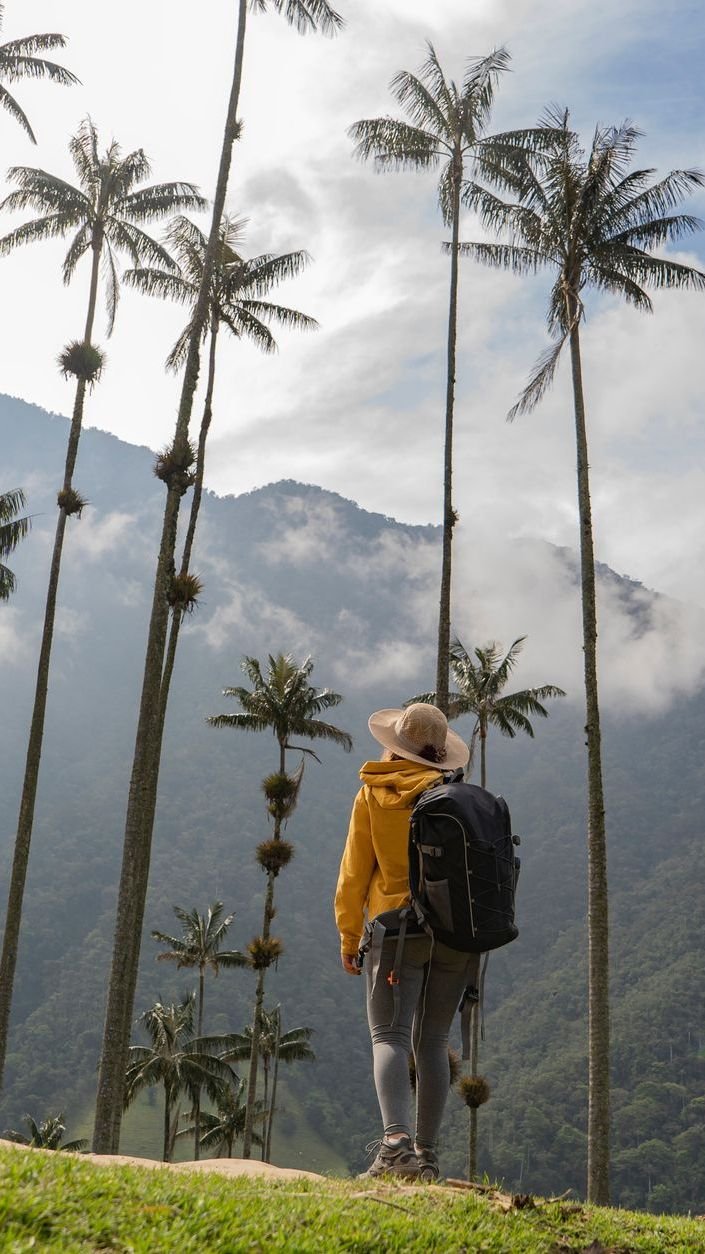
569, 313, 610, 1205
265, 1010, 281, 1163
0, 239, 101, 1090
435, 167, 461, 715
260, 1056, 270, 1162
92, 0, 248, 1156
243, 738, 285, 1158
468, 1003, 480, 1180
158, 318, 219, 736
163, 1088, 172, 1163
193, 965, 205, 1161
479, 719, 487, 790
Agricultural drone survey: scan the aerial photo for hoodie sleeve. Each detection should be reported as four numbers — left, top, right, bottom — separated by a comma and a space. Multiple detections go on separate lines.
334, 786, 376, 957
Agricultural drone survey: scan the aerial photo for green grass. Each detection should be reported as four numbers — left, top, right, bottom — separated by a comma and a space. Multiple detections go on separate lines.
1, 1145, 705, 1253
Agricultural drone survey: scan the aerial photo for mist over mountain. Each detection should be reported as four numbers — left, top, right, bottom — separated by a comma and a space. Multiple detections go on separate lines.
1, 394, 704, 1210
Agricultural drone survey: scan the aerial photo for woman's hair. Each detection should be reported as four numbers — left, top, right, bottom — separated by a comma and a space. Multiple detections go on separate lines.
382, 747, 445, 763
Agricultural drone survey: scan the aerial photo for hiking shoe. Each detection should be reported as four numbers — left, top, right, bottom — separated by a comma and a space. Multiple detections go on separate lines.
360, 1135, 420, 1180
415, 1147, 439, 1182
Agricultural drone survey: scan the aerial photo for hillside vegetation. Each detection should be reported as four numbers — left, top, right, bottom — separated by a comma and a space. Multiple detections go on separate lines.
1, 399, 704, 1211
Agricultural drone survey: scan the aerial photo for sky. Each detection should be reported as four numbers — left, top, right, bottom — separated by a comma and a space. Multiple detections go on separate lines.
1, 0, 705, 614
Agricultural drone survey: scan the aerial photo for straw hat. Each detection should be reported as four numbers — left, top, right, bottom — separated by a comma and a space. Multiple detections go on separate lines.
368, 703, 469, 770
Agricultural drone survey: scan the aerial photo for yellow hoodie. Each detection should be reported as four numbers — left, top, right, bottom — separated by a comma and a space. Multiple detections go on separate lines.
334, 759, 442, 956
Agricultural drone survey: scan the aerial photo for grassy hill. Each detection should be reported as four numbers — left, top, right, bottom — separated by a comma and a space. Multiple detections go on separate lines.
2, 1144, 705, 1253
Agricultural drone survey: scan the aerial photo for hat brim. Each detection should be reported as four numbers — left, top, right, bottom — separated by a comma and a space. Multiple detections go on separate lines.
368, 708, 470, 771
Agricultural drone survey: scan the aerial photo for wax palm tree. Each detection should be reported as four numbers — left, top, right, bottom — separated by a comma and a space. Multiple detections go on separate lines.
223, 1006, 314, 1161
208, 653, 351, 1157
124, 993, 237, 1162
460, 110, 705, 1202
411, 635, 565, 788
0, 119, 205, 1096
0, 487, 30, 600
178, 1076, 266, 1158
124, 214, 316, 732
151, 901, 247, 1157
94, 0, 343, 1156
349, 45, 521, 713
3, 1112, 86, 1152
0, 5, 78, 143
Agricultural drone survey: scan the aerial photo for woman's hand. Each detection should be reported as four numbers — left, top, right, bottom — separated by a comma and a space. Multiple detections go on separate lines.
342, 953, 361, 975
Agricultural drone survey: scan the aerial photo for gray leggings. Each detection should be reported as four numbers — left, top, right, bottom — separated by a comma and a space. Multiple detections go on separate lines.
366, 935, 480, 1148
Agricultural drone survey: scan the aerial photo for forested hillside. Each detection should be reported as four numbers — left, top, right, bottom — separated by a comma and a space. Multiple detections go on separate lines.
1, 395, 703, 1212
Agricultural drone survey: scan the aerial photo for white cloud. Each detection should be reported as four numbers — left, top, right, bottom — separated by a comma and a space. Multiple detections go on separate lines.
0, 607, 32, 665
66, 511, 137, 561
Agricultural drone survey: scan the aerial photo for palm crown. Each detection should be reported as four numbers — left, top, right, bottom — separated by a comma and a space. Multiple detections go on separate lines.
152, 902, 246, 981
208, 653, 353, 760
0, 116, 207, 334
124, 214, 317, 368
459, 107, 705, 415
349, 43, 512, 224
0, 4, 78, 143
411, 635, 565, 786
3, 1112, 86, 1152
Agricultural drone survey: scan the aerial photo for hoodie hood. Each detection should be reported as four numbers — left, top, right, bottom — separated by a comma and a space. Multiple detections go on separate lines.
359, 758, 442, 809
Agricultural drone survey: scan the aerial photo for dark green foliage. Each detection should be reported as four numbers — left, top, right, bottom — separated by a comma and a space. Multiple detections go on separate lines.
0, 8, 77, 144
2, 1111, 86, 1152
57, 342, 104, 385
153, 442, 196, 491
0, 487, 30, 599
247, 938, 283, 970
256, 839, 294, 876
458, 1075, 491, 1109
167, 573, 204, 614
1, 410, 704, 1207
56, 488, 87, 518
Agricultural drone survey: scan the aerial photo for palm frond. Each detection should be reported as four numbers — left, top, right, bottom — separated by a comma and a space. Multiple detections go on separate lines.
102, 239, 120, 336
123, 266, 195, 305
0, 83, 34, 139
2, 166, 89, 216
261, 0, 344, 36
389, 66, 449, 138
234, 248, 311, 296
237, 298, 318, 333
117, 182, 207, 223
348, 116, 441, 172
454, 239, 548, 275
461, 47, 511, 133
508, 332, 568, 421
0, 211, 84, 255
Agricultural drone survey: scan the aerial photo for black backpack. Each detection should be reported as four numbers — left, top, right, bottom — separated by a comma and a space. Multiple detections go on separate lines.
409, 771, 520, 953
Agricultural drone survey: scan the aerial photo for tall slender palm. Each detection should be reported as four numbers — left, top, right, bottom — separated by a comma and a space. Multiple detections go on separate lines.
349, 45, 518, 713
0, 487, 30, 600
151, 901, 247, 1157
124, 213, 316, 734
460, 110, 705, 1202
223, 1006, 314, 1161
0, 5, 78, 143
178, 1076, 266, 1158
0, 119, 204, 1095
208, 652, 351, 1157
411, 635, 565, 787
124, 993, 236, 1162
3, 1112, 86, 1152
94, 0, 344, 1156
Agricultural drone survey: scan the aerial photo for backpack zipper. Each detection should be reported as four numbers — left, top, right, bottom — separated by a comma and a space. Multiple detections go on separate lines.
424, 812, 476, 938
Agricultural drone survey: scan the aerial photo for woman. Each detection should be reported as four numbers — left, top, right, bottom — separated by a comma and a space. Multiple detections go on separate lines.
335, 702, 479, 1181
